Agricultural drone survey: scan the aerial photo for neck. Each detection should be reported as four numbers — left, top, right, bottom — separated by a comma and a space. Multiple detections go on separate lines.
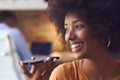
82, 50, 117, 80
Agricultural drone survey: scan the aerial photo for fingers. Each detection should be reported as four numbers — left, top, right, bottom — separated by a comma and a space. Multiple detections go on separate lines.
20, 56, 59, 80
29, 60, 48, 80
42, 61, 56, 80
44, 58, 57, 74
34, 57, 58, 80
35, 57, 51, 74
30, 57, 39, 74
19, 61, 31, 77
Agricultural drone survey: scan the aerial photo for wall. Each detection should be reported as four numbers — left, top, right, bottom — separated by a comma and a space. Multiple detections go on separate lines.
14, 10, 65, 52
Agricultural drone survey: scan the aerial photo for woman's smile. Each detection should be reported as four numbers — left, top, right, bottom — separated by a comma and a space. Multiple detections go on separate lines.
71, 42, 84, 52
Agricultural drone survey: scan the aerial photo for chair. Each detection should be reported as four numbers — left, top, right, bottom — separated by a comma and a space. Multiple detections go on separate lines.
0, 31, 26, 80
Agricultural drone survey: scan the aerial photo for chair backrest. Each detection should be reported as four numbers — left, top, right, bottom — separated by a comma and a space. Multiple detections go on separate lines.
0, 31, 16, 56
0, 31, 26, 80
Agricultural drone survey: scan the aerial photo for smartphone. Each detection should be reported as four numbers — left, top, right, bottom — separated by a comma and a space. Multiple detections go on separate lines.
22, 56, 59, 65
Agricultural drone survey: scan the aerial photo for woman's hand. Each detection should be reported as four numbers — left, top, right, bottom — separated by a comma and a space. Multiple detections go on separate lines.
20, 57, 58, 80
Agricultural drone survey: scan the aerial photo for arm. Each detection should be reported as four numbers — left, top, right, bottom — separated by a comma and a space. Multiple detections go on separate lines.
51, 52, 79, 64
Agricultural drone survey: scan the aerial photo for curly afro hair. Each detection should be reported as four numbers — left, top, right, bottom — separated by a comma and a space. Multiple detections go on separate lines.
47, 0, 120, 53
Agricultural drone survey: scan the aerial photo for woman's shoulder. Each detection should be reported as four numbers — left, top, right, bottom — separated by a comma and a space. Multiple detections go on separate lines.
49, 60, 82, 80
56, 59, 82, 71
52, 60, 83, 73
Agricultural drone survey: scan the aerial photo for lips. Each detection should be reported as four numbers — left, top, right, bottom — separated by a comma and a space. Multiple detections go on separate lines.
70, 42, 84, 52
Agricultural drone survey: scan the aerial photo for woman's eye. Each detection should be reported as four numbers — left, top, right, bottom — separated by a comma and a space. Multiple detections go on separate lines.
75, 25, 83, 29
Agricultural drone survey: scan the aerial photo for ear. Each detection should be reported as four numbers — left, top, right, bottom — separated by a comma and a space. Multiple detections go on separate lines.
103, 38, 111, 48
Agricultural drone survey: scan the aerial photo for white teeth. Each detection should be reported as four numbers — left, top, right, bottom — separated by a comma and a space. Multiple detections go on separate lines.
71, 44, 80, 48
71, 43, 83, 49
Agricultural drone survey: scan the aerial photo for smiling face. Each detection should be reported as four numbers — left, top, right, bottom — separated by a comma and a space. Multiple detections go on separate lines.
64, 10, 104, 58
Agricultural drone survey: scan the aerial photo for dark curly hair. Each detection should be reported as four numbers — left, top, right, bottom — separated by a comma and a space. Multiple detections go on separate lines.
47, 0, 120, 53
0, 11, 17, 22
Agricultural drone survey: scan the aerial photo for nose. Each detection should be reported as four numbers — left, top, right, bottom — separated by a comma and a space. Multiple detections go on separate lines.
66, 29, 76, 40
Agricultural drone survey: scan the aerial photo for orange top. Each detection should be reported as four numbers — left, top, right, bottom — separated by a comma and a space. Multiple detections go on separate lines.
49, 60, 120, 80
49, 60, 88, 80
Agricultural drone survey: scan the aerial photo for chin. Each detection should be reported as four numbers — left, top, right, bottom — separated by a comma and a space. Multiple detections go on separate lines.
73, 51, 87, 59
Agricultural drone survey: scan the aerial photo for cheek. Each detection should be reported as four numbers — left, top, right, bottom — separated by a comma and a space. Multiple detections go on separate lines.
77, 29, 98, 47
81, 30, 101, 51
77, 28, 95, 41
76, 29, 88, 40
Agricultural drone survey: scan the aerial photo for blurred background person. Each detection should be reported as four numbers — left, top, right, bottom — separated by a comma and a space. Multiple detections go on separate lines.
0, 11, 32, 60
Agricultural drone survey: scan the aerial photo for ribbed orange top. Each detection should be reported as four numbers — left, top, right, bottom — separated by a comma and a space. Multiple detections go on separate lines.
49, 60, 88, 80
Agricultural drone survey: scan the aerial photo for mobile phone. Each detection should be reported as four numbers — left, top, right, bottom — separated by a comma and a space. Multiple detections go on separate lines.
22, 56, 59, 65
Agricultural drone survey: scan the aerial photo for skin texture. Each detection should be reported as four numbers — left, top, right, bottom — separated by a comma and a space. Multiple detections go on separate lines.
20, 57, 58, 80
64, 11, 104, 59
20, 54, 79, 80
63, 11, 120, 80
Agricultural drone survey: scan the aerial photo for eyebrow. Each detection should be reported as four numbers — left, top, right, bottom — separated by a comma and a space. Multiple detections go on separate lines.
64, 20, 82, 26
73, 20, 81, 24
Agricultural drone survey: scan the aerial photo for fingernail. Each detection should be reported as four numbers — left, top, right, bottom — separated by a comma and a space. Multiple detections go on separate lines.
45, 57, 50, 62
53, 58, 58, 62
31, 56, 35, 60
19, 61, 24, 65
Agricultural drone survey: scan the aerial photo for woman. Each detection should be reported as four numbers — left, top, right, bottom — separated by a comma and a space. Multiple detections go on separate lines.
48, 0, 120, 80
20, 0, 120, 80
